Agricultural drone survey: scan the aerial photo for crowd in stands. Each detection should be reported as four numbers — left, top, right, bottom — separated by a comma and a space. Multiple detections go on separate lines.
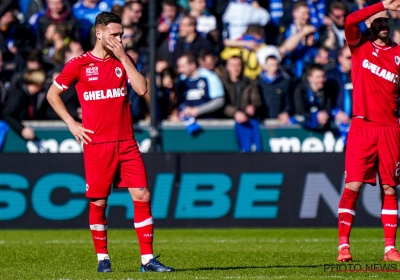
0, 0, 396, 150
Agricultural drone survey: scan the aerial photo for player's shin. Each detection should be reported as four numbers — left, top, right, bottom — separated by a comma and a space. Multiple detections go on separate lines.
89, 202, 109, 261
381, 193, 398, 252
134, 200, 154, 264
338, 188, 359, 248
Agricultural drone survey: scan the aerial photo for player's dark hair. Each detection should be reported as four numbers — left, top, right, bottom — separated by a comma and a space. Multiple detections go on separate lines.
306, 63, 325, 77
95, 12, 122, 27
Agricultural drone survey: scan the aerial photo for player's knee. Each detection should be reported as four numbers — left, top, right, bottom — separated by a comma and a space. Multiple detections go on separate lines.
383, 185, 397, 195
346, 182, 362, 192
132, 189, 151, 202
90, 198, 107, 207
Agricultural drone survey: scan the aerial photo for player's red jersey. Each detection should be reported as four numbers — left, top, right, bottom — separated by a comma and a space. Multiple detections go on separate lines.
345, 2, 400, 127
54, 51, 134, 143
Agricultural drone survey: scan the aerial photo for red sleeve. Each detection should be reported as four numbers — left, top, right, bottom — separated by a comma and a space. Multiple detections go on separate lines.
54, 58, 79, 91
345, 2, 385, 46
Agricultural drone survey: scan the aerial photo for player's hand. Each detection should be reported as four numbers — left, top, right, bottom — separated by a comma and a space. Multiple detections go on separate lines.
317, 110, 329, 125
67, 121, 94, 145
21, 127, 35, 140
234, 111, 248, 123
106, 36, 126, 61
383, 0, 400, 11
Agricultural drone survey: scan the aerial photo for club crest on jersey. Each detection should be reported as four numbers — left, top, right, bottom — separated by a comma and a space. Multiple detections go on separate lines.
115, 67, 122, 78
197, 80, 206, 89
86, 66, 98, 76
395, 56, 400, 66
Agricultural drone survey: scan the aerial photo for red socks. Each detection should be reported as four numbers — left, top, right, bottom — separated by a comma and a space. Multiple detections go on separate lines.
134, 201, 154, 255
89, 203, 108, 254
381, 194, 398, 248
338, 188, 359, 247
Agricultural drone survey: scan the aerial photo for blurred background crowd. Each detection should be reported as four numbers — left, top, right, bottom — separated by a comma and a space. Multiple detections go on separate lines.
0, 0, 395, 148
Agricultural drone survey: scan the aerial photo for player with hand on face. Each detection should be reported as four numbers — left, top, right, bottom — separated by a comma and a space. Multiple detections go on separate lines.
46, 12, 174, 273
337, 0, 400, 263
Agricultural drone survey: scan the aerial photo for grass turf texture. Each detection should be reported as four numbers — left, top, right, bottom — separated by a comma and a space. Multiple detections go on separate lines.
1, 228, 399, 279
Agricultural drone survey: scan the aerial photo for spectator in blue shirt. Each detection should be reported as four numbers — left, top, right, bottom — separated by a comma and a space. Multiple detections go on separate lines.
171, 51, 224, 120
72, 0, 112, 48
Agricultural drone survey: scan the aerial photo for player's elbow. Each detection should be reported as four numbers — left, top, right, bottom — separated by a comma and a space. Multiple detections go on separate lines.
136, 83, 147, 96
344, 14, 355, 28
46, 84, 62, 103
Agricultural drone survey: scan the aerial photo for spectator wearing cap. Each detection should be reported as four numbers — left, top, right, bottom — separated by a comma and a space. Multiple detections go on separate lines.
256, 45, 294, 124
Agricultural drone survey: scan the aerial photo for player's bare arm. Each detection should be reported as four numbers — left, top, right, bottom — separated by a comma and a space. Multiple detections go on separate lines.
345, 0, 400, 46
47, 84, 94, 144
106, 36, 147, 96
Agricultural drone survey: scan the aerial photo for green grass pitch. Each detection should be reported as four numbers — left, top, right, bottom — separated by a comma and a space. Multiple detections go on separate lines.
1, 228, 399, 279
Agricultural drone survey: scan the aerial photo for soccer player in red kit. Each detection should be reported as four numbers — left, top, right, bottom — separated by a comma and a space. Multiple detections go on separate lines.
46, 12, 174, 273
337, 0, 400, 262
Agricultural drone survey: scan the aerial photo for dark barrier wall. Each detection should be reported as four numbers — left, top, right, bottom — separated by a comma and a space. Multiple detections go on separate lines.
0, 153, 385, 229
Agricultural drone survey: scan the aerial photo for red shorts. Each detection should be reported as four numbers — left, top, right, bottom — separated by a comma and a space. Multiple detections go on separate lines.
345, 118, 400, 186
83, 139, 148, 198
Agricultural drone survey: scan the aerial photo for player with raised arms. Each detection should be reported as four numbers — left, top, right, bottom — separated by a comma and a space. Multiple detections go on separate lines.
337, 0, 400, 262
